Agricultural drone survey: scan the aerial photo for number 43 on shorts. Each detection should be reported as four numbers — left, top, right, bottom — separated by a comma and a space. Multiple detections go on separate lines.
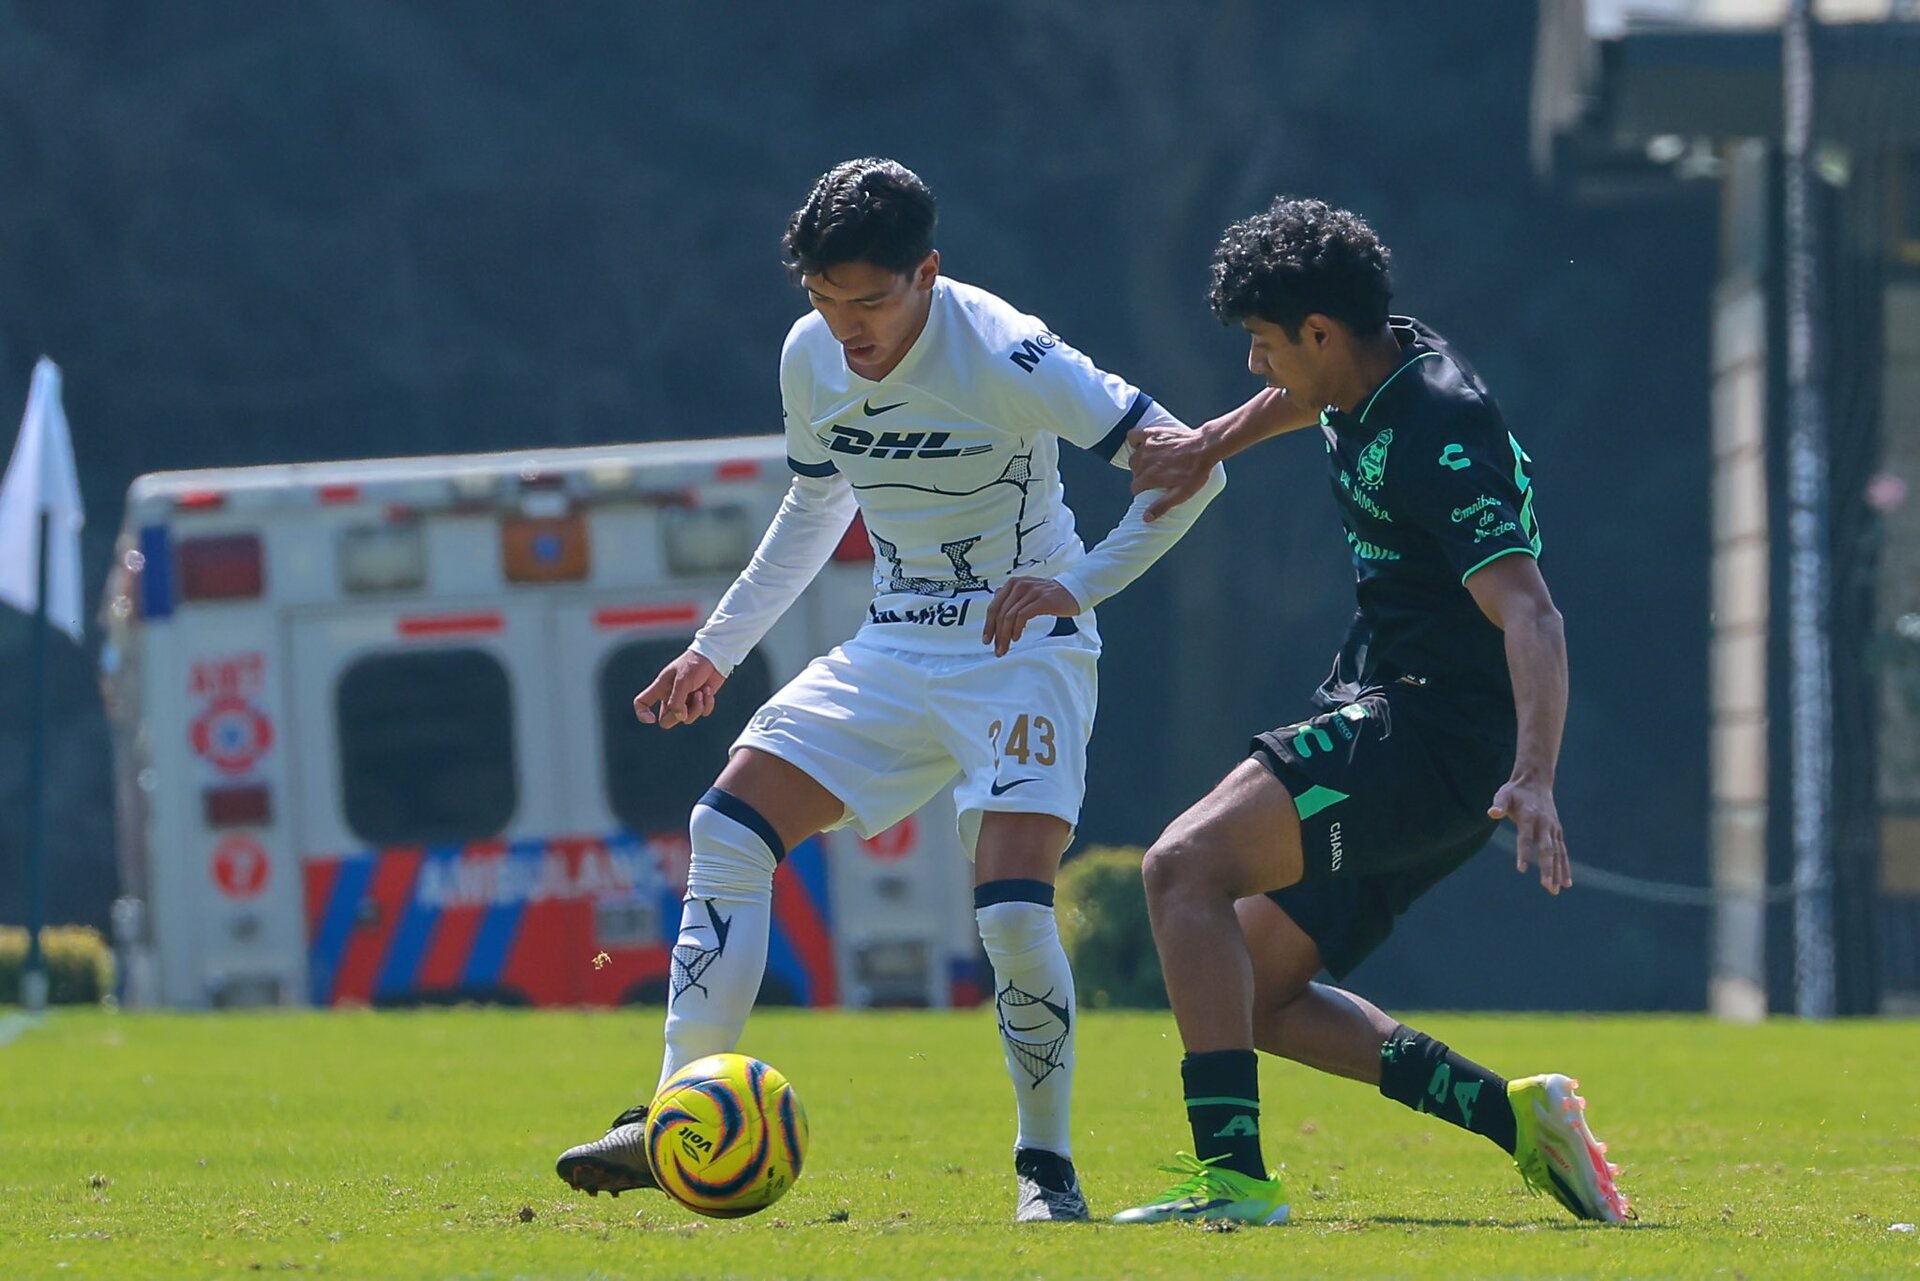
989, 713, 1057, 767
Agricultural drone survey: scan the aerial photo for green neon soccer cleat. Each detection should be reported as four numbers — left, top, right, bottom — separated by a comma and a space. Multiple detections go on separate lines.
1110, 1152, 1290, 1225
1509, 1074, 1634, 1224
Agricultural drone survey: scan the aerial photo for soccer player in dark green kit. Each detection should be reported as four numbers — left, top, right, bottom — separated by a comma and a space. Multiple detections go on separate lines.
1112, 197, 1633, 1226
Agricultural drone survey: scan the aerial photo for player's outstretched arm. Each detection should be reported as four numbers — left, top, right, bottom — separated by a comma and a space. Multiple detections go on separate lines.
987, 424, 1223, 658
1131, 388, 1318, 521
1465, 553, 1572, 895
980, 420, 1224, 654
654, 472, 856, 721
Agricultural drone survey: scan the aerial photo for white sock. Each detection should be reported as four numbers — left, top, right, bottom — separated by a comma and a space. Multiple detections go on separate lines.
976, 885, 1076, 1158
657, 789, 780, 1095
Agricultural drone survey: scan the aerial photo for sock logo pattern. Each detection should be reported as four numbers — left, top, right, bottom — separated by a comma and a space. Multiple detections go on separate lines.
669, 899, 732, 1001
995, 980, 1071, 1088
1423, 1062, 1483, 1127
1212, 1114, 1260, 1138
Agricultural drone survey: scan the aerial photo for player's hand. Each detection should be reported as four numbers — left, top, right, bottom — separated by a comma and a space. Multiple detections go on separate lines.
1490, 774, 1571, 895
981, 577, 1081, 657
634, 649, 725, 729
1128, 424, 1215, 522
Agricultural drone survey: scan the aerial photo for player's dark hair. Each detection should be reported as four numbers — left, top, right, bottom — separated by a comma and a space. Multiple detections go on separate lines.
1208, 197, 1393, 336
783, 158, 937, 279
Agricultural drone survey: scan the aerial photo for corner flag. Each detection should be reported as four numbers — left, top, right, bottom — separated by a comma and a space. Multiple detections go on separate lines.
0, 358, 86, 640
2, 356, 84, 1013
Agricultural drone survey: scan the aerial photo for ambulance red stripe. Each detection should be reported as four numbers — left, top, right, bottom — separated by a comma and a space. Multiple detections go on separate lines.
773, 861, 838, 1006
303, 859, 339, 944
330, 847, 424, 1002
397, 612, 504, 637
499, 887, 582, 1005
593, 604, 700, 629
416, 898, 487, 991
412, 840, 505, 991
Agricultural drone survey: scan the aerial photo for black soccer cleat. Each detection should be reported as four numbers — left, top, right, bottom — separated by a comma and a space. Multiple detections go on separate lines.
555, 1104, 658, 1198
1014, 1146, 1090, 1222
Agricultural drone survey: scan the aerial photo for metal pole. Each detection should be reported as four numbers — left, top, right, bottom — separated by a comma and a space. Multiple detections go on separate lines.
1783, 0, 1835, 1018
24, 509, 51, 1012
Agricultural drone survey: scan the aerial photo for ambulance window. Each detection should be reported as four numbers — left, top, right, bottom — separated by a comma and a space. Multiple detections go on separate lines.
600, 643, 773, 834
337, 649, 517, 845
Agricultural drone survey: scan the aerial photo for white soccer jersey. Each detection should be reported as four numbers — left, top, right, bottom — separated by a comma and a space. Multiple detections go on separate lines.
691, 277, 1223, 671
781, 277, 1147, 648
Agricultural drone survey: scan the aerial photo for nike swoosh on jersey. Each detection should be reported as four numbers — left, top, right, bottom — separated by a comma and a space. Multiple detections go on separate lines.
862, 398, 907, 416
989, 777, 1038, 796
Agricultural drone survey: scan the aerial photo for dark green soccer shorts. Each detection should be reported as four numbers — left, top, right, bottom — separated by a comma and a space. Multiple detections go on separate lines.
1249, 684, 1513, 978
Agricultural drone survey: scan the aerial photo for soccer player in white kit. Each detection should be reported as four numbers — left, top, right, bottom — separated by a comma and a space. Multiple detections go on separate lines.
556, 157, 1223, 1221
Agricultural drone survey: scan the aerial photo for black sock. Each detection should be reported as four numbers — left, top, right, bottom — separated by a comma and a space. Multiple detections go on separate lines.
1378, 1024, 1516, 1154
1182, 1049, 1265, 1180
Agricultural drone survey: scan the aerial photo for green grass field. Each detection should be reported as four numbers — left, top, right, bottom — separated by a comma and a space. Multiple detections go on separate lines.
3, 1008, 1917, 1279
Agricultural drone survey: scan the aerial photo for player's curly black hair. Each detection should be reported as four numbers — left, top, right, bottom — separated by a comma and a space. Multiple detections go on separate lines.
783, 158, 937, 279
1208, 197, 1393, 336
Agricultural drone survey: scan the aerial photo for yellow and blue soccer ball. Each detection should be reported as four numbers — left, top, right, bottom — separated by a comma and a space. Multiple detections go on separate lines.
645, 1052, 809, 1218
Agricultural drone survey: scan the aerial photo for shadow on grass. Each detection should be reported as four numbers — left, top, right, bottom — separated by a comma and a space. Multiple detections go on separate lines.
1364, 1216, 1664, 1231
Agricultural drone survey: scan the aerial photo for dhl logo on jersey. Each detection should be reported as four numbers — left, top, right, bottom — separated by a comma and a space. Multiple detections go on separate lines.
817, 424, 993, 460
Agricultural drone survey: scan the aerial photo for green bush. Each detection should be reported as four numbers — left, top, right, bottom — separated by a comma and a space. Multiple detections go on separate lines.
0, 925, 114, 1006
1057, 844, 1166, 1009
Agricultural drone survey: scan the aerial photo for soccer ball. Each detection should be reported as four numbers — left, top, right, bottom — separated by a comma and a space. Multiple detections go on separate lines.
645, 1052, 809, 1218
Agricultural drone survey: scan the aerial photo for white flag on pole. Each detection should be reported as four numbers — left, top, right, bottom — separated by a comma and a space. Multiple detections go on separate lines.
0, 357, 87, 641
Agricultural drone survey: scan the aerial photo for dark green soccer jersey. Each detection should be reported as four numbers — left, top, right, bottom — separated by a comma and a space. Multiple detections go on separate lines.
1311, 316, 1540, 724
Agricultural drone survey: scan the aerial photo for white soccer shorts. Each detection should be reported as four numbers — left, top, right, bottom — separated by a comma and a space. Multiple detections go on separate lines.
732, 628, 1099, 857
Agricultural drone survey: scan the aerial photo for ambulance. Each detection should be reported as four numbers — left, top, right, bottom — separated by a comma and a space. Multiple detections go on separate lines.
98, 437, 983, 1010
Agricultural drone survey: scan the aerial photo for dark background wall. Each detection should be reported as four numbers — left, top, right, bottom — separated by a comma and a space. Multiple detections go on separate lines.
0, 0, 1718, 1008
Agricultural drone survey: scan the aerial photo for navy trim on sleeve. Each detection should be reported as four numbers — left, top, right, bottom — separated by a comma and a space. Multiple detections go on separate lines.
697, 786, 788, 864
973, 878, 1056, 909
787, 455, 838, 478
1091, 391, 1153, 462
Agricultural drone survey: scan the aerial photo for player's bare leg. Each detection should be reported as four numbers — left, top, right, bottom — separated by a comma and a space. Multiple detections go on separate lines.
556, 748, 843, 1199
1238, 896, 1396, 1081
712, 747, 849, 860
973, 810, 1087, 1222
1114, 761, 1301, 1224
1143, 761, 1305, 1054
1237, 894, 1631, 1222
